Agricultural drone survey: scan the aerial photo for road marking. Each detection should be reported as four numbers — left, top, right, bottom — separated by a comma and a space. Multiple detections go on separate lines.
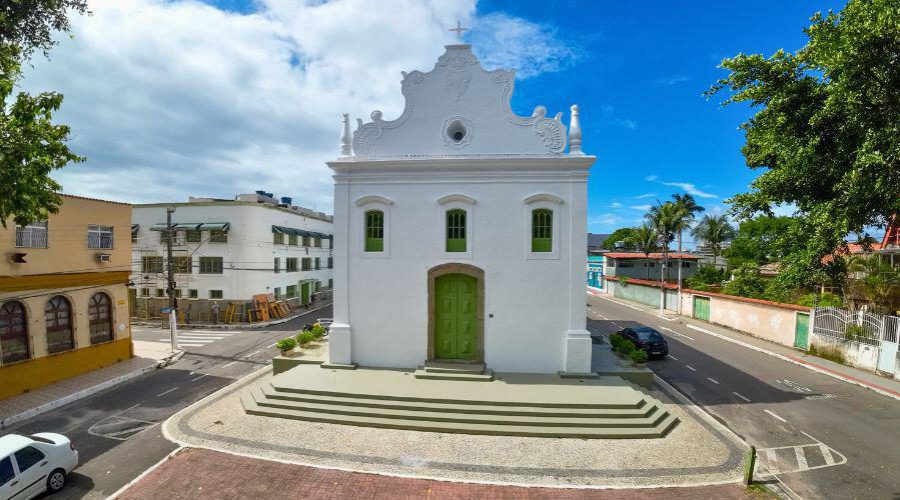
685, 364, 697, 371
190, 373, 209, 382
819, 444, 836, 465
667, 354, 678, 360
244, 350, 261, 358
732, 392, 751, 402
707, 377, 719, 384
266, 342, 278, 348
612, 322, 623, 328
764, 409, 788, 423
156, 387, 178, 397
157, 338, 216, 343
659, 326, 695, 341
657, 314, 674, 322
171, 343, 204, 347
794, 446, 808, 470
177, 335, 226, 340
222, 361, 238, 368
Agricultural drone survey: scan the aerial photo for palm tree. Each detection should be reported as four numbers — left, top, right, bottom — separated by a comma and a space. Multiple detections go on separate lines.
672, 194, 704, 313
647, 201, 687, 311
628, 224, 658, 279
691, 215, 737, 264
846, 255, 900, 313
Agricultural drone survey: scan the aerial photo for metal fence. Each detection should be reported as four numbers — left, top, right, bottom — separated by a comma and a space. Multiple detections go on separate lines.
812, 307, 897, 347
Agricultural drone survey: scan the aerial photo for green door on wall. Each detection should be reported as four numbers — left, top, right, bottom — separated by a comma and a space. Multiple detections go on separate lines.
300, 282, 310, 305
794, 312, 810, 349
693, 296, 710, 321
434, 273, 477, 360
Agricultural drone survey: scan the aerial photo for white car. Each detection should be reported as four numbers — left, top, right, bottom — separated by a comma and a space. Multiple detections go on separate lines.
0, 433, 78, 499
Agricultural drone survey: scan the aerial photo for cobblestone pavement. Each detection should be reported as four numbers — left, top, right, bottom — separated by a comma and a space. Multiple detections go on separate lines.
118, 448, 760, 499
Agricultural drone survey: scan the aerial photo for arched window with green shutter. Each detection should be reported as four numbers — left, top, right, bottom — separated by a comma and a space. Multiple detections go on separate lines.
532, 208, 552, 252
446, 209, 467, 252
364, 210, 384, 252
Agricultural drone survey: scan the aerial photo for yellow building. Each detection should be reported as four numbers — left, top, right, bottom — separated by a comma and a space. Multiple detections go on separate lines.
0, 194, 133, 400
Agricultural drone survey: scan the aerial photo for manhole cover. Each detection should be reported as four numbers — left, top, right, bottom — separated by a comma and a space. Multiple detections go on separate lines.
88, 415, 157, 441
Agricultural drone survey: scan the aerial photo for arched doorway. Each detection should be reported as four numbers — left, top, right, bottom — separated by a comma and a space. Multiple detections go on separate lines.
45, 295, 74, 354
427, 264, 484, 362
88, 292, 114, 344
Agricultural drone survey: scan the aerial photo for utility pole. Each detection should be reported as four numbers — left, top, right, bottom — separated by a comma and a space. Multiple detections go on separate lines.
166, 206, 179, 350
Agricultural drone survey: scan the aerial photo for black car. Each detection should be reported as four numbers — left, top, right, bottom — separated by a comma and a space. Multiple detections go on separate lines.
619, 326, 668, 358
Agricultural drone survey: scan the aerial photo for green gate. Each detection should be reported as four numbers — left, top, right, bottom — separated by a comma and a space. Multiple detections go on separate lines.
794, 312, 810, 349
300, 282, 310, 305
434, 273, 477, 360
693, 296, 710, 321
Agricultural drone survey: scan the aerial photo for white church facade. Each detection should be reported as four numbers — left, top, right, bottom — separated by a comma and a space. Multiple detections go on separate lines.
327, 43, 596, 374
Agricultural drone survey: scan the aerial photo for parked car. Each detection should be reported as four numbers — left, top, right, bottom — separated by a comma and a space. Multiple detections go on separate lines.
0, 433, 78, 499
618, 326, 669, 358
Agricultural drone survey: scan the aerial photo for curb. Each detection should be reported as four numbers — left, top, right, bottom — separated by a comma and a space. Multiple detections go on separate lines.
0, 362, 158, 429
131, 302, 333, 331
156, 349, 185, 368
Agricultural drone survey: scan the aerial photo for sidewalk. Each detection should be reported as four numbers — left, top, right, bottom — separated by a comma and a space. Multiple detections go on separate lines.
131, 301, 333, 331
116, 448, 760, 499
591, 291, 900, 400
0, 355, 159, 429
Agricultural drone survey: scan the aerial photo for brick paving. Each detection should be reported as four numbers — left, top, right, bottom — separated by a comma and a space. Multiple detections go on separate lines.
118, 448, 758, 499
0, 356, 157, 427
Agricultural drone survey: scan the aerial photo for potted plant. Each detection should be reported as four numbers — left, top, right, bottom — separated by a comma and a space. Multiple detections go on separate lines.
296, 331, 316, 346
311, 323, 326, 339
629, 349, 648, 365
276, 337, 297, 356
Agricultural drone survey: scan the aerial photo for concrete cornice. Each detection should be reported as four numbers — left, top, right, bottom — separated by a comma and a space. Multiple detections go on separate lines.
327, 155, 597, 173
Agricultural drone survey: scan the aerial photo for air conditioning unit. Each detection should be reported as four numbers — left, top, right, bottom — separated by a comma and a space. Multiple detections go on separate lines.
96, 253, 112, 263
8, 253, 27, 264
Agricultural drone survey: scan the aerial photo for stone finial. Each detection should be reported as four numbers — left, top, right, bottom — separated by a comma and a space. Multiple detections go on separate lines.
340, 113, 352, 157
568, 104, 583, 156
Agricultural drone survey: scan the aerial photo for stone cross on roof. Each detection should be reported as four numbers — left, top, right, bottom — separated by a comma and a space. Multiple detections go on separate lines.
448, 20, 468, 42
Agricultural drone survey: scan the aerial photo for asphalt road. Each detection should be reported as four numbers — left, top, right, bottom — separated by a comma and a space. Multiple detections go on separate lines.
587, 293, 900, 500
4, 304, 332, 499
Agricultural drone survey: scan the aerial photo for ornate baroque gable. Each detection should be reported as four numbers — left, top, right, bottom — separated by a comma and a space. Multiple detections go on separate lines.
350, 44, 570, 158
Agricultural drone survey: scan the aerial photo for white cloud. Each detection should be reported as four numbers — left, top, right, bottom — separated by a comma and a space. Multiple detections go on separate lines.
589, 213, 622, 227
655, 75, 689, 85
611, 118, 637, 130
469, 13, 580, 78
660, 182, 719, 199
632, 193, 656, 199
608, 202, 623, 208
644, 175, 658, 182
629, 205, 652, 211
20, 0, 572, 209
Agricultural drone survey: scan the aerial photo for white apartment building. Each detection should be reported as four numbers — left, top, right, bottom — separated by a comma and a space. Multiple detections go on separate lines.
131, 191, 333, 320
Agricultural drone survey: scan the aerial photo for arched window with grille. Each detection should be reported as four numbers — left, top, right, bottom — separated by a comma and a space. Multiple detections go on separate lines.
364, 210, 384, 252
0, 301, 29, 364
45, 296, 74, 354
88, 292, 114, 344
446, 209, 467, 252
531, 208, 553, 252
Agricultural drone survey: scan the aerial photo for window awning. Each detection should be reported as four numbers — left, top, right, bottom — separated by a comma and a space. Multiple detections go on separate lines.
149, 222, 229, 231
272, 225, 312, 237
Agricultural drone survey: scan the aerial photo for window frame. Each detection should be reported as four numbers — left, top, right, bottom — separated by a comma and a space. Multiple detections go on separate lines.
364, 210, 384, 253
185, 230, 202, 243
273, 257, 280, 273
208, 290, 223, 299
437, 195, 475, 259
273, 232, 284, 245
286, 257, 299, 273
355, 196, 393, 259
199, 256, 224, 274
15, 222, 48, 248
209, 229, 227, 243
45, 295, 75, 354
87, 224, 114, 249
524, 195, 562, 260
88, 292, 114, 345
172, 256, 192, 274
0, 300, 30, 364
142, 256, 164, 274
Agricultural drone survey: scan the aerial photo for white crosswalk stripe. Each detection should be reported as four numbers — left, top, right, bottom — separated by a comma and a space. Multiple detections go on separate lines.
142, 328, 236, 351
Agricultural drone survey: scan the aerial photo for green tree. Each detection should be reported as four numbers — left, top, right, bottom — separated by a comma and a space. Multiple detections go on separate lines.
646, 201, 685, 283
724, 216, 798, 268
722, 264, 767, 299
691, 215, 737, 263
602, 227, 637, 250
0, 2, 86, 227
846, 255, 900, 314
684, 264, 726, 291
671, 193, 704, 300
706, 0, 900, 291
627, 224, 658, 280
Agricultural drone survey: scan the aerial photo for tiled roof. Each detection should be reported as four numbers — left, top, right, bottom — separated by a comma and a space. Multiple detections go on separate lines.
604, 252, 701, 260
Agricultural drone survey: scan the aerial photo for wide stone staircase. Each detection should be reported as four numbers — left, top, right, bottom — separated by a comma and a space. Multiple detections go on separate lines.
241, 364, 678, 439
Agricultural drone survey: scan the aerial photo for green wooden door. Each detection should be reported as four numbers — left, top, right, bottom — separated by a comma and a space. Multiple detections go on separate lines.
300, 282, 310, 305
693, 296, 710, 321
794, 312, 810, 349
434, 273, 478, 360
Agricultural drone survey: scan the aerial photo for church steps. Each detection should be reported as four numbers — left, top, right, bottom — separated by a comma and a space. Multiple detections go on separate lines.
422, 361, 486, 374
249, 386, 667, 428
413, 367, 494, 381
269, 379, 645, 409
241, 390, 679, 439
258, 383, 656, 418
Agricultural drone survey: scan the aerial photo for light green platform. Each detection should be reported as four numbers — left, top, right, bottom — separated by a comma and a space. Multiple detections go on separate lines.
242, 363, 678, 439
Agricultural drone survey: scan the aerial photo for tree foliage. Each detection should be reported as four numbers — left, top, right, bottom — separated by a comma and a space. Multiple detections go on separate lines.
722, 264, 767, 299
0, 2, 85, 227
691, 214, 736, 261
603, 227, 637, 250
724, 216, 798, 267
684, 264, 726, 291
707, 0, 900, 290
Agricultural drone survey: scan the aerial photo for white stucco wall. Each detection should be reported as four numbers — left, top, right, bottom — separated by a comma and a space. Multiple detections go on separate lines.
131, 203, 333, 303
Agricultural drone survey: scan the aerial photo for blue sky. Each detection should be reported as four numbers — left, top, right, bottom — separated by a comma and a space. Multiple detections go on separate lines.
25, 0, 850, 247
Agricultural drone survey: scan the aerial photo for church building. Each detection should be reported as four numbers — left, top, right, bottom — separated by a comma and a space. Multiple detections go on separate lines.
327, 42, 596, 374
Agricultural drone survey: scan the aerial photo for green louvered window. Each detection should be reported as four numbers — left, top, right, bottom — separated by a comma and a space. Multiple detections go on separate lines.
446, 209, 466, 252
531, 209, 552, 252
365, 210, 384, 252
